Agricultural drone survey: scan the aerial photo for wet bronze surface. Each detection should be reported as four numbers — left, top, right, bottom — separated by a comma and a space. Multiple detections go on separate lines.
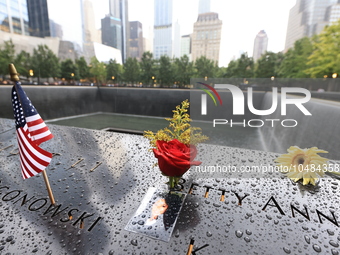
0, 118, 339, 254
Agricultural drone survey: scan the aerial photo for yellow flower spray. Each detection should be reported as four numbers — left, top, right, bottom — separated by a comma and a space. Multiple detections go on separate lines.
144, 99, 208, 148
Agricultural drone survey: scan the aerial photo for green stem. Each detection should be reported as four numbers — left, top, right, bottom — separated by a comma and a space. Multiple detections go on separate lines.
168, 176, 180, 189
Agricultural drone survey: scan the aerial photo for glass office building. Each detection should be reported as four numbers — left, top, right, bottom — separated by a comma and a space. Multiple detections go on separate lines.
285, 0, 338, 50
0, 0, 29, 35
102, 0, 129, 63
26, 0, 50, 37
153, 0, 173, 59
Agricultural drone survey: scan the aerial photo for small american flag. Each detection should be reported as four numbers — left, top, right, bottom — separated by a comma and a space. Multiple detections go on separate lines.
12, 83, 54, 179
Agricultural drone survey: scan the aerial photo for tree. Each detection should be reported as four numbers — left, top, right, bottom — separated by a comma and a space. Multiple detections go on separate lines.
0, 40, 16, 77
254, 51, 281, 78
278, 37, 313, 78
14, 50, 31, 78
106, 59, 123, 83
61, 59, 78, 81
140, 51, 156, 86
31, 44, 60, 80
173, 55, 195, 87
157, 55, 173, 87
194, 56, 218, 78
216, 66, 228, 78
235, 53, 254, 78
89, 57, 107, 85
224, 53, 254, 78
305, 20, 340, 78
76, 57, 90, 80
123, 57, 140, 84
224, 59, 238, 78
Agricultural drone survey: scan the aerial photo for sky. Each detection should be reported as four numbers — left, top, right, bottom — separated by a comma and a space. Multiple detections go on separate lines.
50, 0, 297, 67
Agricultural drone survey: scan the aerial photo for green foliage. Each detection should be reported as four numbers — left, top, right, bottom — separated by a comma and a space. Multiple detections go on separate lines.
278, 37, 313, 78
123, 57, 140, 83
194, 56, 218, 78
89, 57, 107, 85
61, 59, 78, 80
173, 55, 195, 87
4, 20, 340, 83
223, 59, 237, 78
305, 20, 340, 78
157, 55, 173, 87
14, 50, 31, 78
255, 51, 283, 78
140, 51, 155, 85
106, 58, 123, 82
225, 53, 254, 78
31, 44, 60, 78
0, 40, 16, 76
76, 57, 90, 80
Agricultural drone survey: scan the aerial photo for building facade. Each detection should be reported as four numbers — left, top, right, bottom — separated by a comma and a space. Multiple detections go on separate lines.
0, 0, 122, 65
0, 0, 29, 35
102, 0, 129, 63
191, 12, 222, 64
153, 0, 181, 59
101, 15, 122, 50
285, 0, 339, 51
253, 30, 268, 62
327, 2, 340, 24
27, 0, 50, 37
180, 34, 191, 60
128, 21, 143, 61
83, 0, 101, 43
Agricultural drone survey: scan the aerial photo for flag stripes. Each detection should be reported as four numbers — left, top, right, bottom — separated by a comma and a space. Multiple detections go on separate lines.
12, 83, 53, 179
16, 125, 52, 179
26, 114, 53, 145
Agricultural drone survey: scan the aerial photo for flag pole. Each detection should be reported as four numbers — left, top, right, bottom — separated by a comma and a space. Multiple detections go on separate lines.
9, 63, 56, 205
42, 170, 55, 204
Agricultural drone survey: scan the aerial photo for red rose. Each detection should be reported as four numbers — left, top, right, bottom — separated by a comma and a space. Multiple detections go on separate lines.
152, 139, 202, 177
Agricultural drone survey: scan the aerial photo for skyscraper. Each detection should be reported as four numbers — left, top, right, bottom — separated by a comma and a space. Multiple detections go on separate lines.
83, 0, 101, 43
102, 0, 130, 63
101, 15, 122, 50
27, 0, 50, 37
0, 0, 29, 35
326, 1, 340, 24
191, 12, 222, 64
285, 0, 338, 51
180, 34, 191, 60
253, 30, 268, 62
153, 0, 180, 59
128, 21, 143, 61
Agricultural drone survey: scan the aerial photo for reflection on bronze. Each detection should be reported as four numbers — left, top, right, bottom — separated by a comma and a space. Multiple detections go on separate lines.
71, 158, 84, 168
90, 161, 102, 172
9, 63, 19, 82
204, 186, 210, 198
219, 189, 225, 202
0, 144, 13, 151
7, 148, 19, 156
80, 219, 84, 229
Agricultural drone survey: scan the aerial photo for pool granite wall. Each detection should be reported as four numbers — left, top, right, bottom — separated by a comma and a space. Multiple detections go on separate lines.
1, 85, 340, 159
